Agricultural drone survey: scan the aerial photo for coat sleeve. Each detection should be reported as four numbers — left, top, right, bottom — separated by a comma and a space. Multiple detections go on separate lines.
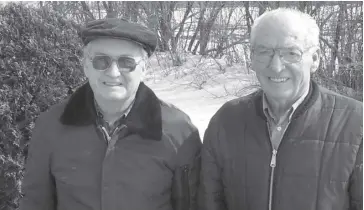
349, 141, 363, 210
19, 114, 56, 210
171, 129, 202, 210
198, 116, 227, 210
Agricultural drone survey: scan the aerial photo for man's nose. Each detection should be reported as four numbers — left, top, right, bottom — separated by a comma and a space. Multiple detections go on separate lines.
268, 52, 285, 73
105, 61, 121, 77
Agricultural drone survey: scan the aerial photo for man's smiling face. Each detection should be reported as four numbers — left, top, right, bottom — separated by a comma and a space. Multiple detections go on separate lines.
83, 38, 146, 103
251, 16, 320, 104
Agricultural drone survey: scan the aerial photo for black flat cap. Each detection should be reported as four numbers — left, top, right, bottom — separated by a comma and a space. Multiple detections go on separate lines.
80, 18, 157, 57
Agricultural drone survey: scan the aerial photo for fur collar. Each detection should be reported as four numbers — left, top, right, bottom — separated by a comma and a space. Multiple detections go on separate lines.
59, 82, 162, 140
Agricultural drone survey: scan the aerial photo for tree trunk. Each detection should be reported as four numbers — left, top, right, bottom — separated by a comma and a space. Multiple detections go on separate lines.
358, 4, 363, 68
171, 2, 193, 53
258, 1, 269, 15
188, 2, 206, 52
102, 1, 117, 18
244, 1, 253, 37
97, 1, 101, 19
192, 40, 200, 55
183, 15, 194, 50
330, 2, 345, 77
157, 2, 175, 52
215, 6, 234, 58
81, 1, 95, 20
188, 23, 200, 52
199, 2, 225, 55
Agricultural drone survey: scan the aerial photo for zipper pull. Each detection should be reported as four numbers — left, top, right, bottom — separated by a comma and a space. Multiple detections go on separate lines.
100, 126, 111, 142
270, 149, 277, 167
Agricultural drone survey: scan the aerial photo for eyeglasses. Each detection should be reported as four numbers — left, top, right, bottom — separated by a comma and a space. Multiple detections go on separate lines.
252, 46, 311, 64
89, 55, 143, 72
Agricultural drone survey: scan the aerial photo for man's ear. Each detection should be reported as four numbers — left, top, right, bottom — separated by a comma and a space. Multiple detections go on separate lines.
140, 63, 146, 81
82, 58, 90, 78
250, 48, 257, 72
81, 47, 90, 77
310, 48, 321, 73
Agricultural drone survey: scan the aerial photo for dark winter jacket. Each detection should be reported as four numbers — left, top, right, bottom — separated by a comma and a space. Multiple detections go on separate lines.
199, 81, 363, 210
20, 82, 201, 210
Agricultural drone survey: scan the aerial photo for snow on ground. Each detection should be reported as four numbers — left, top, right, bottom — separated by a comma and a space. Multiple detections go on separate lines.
144, 53, 259, 139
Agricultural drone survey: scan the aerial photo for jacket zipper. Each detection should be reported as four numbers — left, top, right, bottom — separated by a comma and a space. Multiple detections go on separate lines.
265, 108, 298, 210
268, 149, 277, 210
100, 126, 111, 142
181, 165, 190, 209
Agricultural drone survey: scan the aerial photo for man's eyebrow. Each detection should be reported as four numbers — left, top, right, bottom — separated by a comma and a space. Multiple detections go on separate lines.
118, 54, 134, 57
254, 45, 303, 50
280, 42, 303, 48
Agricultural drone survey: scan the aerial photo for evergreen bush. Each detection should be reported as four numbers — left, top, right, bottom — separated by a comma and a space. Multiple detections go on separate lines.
0, 3, 84, 209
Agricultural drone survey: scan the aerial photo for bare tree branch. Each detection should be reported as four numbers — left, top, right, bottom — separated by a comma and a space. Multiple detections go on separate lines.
205, 38, 249, 54
319, 11, 339, 29
80, 1, 95, 20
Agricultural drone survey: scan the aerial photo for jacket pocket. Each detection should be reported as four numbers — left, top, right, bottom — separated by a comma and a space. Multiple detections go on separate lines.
181, 164, 190, 209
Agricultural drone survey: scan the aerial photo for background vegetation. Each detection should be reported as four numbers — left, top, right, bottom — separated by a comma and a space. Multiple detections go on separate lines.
0, 1, 362, 209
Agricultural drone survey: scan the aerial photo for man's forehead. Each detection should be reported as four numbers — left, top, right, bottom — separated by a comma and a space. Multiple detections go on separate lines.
254, 25, 306, 49
255, 35, 304, 48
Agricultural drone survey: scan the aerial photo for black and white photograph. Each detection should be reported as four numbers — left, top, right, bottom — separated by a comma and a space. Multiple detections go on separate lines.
0, 1, 362, 210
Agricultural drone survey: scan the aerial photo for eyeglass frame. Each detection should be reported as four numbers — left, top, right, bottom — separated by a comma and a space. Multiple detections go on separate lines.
251, 45, 317, 64
86, 53, 145, 73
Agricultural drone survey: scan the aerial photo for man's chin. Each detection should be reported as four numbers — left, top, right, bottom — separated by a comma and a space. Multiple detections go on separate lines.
97, 90, 128, 101
103, 94, 128, 101
262, 87, 292, 100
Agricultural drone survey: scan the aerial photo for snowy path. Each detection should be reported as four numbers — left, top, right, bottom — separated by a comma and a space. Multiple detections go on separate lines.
144, 53, 259, 138
147, 80, 236, 138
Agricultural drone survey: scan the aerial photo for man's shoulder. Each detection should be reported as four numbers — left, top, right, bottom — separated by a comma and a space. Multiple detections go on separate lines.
160, 100, 191, 121
318, 85, 362, 112
159, 100, 200, 147
37, 98, 69, 124
31, 98, 70, 138
160, 100, 197, 133
214, 90, 262, 119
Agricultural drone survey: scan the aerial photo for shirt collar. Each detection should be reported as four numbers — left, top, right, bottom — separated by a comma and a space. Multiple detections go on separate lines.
262, 87, 310, 123
94, 99, 135, 123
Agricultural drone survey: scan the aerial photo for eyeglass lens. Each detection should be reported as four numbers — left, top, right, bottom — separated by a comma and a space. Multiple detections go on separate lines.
254, 48, 303, 63
92, 56, 138, 72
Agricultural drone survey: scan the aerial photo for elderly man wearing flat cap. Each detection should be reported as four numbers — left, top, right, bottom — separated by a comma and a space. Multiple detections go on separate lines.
20, 18, 201, 210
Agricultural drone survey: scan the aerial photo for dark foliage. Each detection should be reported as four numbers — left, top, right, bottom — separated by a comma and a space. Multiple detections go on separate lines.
0, 3, 84, 209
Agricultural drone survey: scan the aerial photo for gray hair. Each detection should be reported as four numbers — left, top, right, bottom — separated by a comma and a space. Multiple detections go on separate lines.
250, 8, 320, 48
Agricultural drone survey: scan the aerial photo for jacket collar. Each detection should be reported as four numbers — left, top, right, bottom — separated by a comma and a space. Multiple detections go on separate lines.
60, 82, 162, 140
255, 80, 319, 120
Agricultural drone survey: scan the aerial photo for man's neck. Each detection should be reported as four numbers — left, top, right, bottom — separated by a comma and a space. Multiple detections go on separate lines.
265, 97, 292, 118
264, 87, 309, 121
95, 96, 135, 124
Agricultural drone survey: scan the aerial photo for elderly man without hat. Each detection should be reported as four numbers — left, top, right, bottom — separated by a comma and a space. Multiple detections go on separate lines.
19, 18, 202, 210
198, 8, 362, 210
